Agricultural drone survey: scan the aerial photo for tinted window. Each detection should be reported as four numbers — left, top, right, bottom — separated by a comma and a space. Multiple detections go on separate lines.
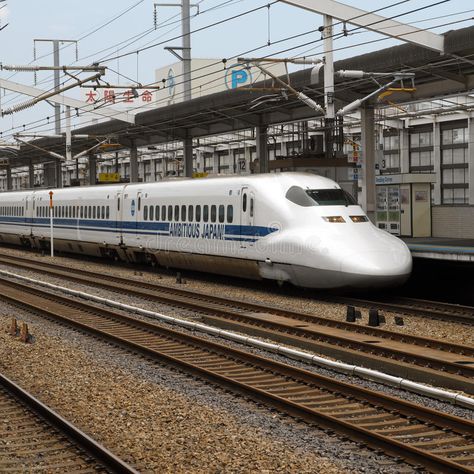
155, 205, 160, 221
218, 205, 224, 223
227, 205, 233, 223
181, 205, 186, 221
250, 198, 254, 218
149, 205, 154, 221
203, 205, 209, 222
174, 205, 179, 221
144, 205, 148, 220
101, 206, 105, 219
306, 189, 357, 206
106, 206, 110, 219
211, 205, 216, 223
188, 205, 193, 222
93, 206, 96, 219
196, 205, 201, 221
161, 205, 166, 221
242, 193, 247, 212
168, 205, 172, 221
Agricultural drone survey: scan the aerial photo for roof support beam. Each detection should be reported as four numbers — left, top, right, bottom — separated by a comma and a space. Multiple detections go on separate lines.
280, 0, 444, 53
0, 78, 136, 124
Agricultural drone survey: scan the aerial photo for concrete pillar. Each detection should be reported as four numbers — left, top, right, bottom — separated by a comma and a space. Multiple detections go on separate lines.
6, 166, 12, 190
28, 163, 35, 188
55, 160, 63, 188
433, 120, 441, 205
359, 107, 376, 221
183, 135, 193, 178
130, 141, 139, 183
43, 163, 56, 188
244, 145, 251, 175
88, 154, 97, 185
256, 125, 269, 174
213, 151, 219, 174
468, 115, 474, 205
400, 126, 409, 174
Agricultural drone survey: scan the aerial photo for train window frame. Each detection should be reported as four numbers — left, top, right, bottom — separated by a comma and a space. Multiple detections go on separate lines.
203, 205, 209, 222
174, 205, 179, 221
196, 205, 201, 221
218, 205, 224, 223
188, 205, 193, 222
181, 205, 186, 221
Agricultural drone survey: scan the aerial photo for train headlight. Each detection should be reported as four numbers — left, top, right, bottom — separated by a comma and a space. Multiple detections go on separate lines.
350, 215, 368, 223
322, 216, 345, 223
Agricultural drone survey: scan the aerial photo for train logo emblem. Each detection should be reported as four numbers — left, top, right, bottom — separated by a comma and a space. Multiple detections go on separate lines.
225, 64, 253, 90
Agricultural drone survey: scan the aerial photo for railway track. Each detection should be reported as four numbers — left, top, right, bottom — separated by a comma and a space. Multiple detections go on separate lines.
0, 372, 137, 473
0, 253, 473, 393
0, 276, 473, 473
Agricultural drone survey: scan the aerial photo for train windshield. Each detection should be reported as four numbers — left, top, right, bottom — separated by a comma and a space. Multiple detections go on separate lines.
306, 189, 357, 206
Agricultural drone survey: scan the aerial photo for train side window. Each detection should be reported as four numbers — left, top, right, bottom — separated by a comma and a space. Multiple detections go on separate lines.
218, 205, 224, 223
138, 197, 141, 211
144, 205, 148, 221
181, 205, 186, 221
97, 206, 100, 218
161, 205, 166, 221
250, 198, 254, 218
118, 198, 120, 211
149, 205, 154, 221
188, 205, 193, 222
106, 206, 110, 219
242, 193, 247, 212
101, 206, 105, 219
155, 205, 159, 221
93, 206, 96, 219
203, 205, 209, 222
174, 205, 179, 221
80, 206, 84, 219
196, 205, 201, 221
72, 206, 76, 218
168, 205, 172, 221
227, 205, 233, 223
65, 206, 68, 218
211, 205, 216, 223
88, 206, 92, 219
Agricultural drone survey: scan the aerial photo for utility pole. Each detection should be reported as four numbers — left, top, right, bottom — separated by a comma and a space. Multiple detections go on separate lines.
182, 0, 192, 102
322, 15, 335, 159
34, 38, 77, 187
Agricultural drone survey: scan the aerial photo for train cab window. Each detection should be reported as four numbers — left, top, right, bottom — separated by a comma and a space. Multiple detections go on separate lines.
149, 205, 154, 221
155, 205, 159, 221
188, 205, 193, 222
181, 205, 186, 221
218, 205, 224, 223
203, 205, 209, 222
242, 193, 247, 212
306, 189, 357, 206
250, 198, 254, 218
227, 205, 233, 223
167, 205, 172, 221
144, 205, 148, 221
211, 205, 216, 223
174, 205, 179, 221
196, 205, 201, 221
106, 206, 110, 219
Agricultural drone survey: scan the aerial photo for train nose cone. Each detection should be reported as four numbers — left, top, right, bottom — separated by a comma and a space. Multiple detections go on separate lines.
341, 248, 412, 288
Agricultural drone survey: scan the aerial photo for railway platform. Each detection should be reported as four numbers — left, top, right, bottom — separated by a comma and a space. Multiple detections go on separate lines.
402, 237, 474, 262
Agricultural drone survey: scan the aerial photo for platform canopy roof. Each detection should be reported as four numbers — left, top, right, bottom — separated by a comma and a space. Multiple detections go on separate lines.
4, 24, 474, 168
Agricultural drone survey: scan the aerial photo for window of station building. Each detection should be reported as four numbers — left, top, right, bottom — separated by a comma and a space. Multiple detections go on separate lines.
188, 205, 194, 222
174, 205, 179, 221
218, 205, 225, 223
181, 205, 186, 221
409, 127, 434, 173
441, 121, 468, 205
381, 130, 401, 174
203, 205, 209, 222
227, 205, 233, 223
144, 205, 148, 221
196, 205, 201, 221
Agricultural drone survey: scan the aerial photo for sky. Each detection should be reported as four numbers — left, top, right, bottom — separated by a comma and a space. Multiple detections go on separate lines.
0, 0, 473, 142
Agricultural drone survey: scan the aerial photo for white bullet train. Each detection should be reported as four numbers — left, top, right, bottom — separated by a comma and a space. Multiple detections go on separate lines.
0, 172, 412, 288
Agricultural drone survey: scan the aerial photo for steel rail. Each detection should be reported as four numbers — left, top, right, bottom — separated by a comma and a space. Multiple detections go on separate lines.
0, 253, 472, 393
0, 276, 473, 473
0, 372, 139, 473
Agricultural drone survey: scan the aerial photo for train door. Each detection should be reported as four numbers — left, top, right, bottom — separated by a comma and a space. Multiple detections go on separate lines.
135, 191, 142, 244
240, 187, 254, 248
115, 190, 123, 244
